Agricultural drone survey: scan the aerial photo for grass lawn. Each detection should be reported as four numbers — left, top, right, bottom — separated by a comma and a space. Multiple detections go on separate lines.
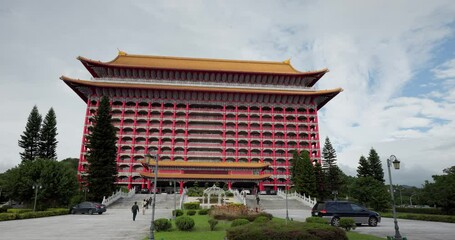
152, 212, 385, 240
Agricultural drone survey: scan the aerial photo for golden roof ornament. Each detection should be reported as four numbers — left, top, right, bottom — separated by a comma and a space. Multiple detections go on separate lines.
283, 58, 291, 64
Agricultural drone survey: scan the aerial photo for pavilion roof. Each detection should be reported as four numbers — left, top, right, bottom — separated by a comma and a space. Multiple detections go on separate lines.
78, 51, 328, 76
59, 75, 342, 109
139, 172, 272, 181
141, 160, 270, 170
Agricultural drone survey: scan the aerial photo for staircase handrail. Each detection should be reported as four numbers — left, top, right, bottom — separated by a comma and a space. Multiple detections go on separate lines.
230, 189, 246, 205
276, 189, 317, 208
102, 188, 136, 207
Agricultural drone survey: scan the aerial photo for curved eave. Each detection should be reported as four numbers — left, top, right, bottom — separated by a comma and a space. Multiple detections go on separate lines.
139, 172, 272, 181
77, 55, 329, 78
60, 76, 343, 102
141, 160, 270, 170
60, 76, 89, 102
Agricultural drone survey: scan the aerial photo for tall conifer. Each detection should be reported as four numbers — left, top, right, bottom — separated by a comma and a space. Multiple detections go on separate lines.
86, 96, 118, 201
39, 108, 58, 160
367, 148, 384, 183
18, 106, 42, 162
357, 155, 370, 178
322, 137, 337, 167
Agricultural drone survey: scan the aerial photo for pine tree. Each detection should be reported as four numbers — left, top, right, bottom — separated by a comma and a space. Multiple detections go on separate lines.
322, 137, 337, 167
368, 148, 384, 183
313, 161, 326, 200
299, 151, 316, 197
86, 96, 118, 202
18, 106, 42, 162
39, 108, 58, 160
357, 155, 370, 178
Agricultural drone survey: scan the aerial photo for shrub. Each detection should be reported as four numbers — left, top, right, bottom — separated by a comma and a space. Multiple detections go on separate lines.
7, 209, 33, 214
184, 202, 200, 210
339, 218, 356, 231
153, 218, 172, 232
0, 205, 11, 213
198, 209, 209, 215
187, 210, 196, 216
231, 218, 249, 227
227, 221, 347, 240
210, 204, 269, 221
208, 218, 218, 231
0, 208, 68, 221
253, 216, 269, 223
396, 207, 444, 215
172, 209, 184, 217
0, 213, 16, 221
306, 216, 328, 224
175, 216, 195, 231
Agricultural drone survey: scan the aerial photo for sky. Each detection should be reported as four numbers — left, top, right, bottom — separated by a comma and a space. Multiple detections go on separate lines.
1, 0, 455, 187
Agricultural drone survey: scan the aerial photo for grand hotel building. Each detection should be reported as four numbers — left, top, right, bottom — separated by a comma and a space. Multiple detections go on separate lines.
61, 51, 341, 193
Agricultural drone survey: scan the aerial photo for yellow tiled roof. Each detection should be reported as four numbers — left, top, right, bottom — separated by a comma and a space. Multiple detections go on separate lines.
142, 160, 269, 169
140, 172, 272, 180
77, 52, 328, 75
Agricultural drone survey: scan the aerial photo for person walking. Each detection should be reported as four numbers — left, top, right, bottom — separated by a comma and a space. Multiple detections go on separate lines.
131, 202, 139, 221
142, 199, 147, 215
256, 194, 260, 205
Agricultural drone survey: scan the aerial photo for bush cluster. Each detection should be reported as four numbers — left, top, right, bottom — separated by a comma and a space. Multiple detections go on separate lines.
198, 209, 209, 215
231, 218, 250, 227
183, 202, 200, 210
210, 204, 272, 222
227, 221, 347, 240
153, 218, 172, 232
339, 218, 356, 231
208, 218, 218, 231
175, 216, 195, 231
395, 207, 444, 215
306, 216, 328, 224
172, 209, 184, 217
381, 212, 455, 223
7, 209, 32, 214
253, 216, 269, 223
0, 208, 68, 221
187, 210, 196, 216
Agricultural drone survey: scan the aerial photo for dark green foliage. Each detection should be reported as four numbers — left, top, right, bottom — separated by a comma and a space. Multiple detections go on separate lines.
326, 165, 343, 199
175, 216, 195, 231
86, 96, 118, 202
306, 216, 328, 224
187, 210, 196, 215
322, 137, 337, 166
421, 166, 455, 214
153, 218, 172, 231
183, 202, 200, 209
0, 159, 77, 208
231, 218, 249, 227
367, 148, 384, 183
339, 218, 356, 231
351, 176, 389, 211
198, 209, 209, 215
60, 158, 79, 174
0, 208, 68, 221
0, 205, 11, 213
172, 209, 184, 217
313, 162, 326, 200
208, 218, 218, 231
380, 212, 455, 223
19, 106, 42, 162
187, 187, 204, 197
38, 108, 58, 160
226, 221, 347, 240
254, 212, 273, 221
253, 216, 269, 223
356, 156, 370, 178
291, 150, 316, 197
6, 208, 32, 213
395, 207, 444, 215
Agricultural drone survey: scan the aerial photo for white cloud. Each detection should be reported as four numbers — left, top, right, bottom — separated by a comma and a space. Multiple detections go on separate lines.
433, 58, 455, 79
1, 0, 455, 186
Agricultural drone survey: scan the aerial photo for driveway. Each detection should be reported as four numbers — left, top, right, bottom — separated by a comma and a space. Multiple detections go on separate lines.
0, 209, 171, 240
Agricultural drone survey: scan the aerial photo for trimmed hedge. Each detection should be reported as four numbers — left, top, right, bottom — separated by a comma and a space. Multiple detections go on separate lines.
0, 208, 68, 221
198, 209, 209, 215
7, 209, 33, 214
153, 218, 172, 232
253, 216, 269, 223
227, 221, 347, 240
172, 209, 184, 217
306, 217, 328, 225
187, 210, 196, 216
381, 212, 455, 223
231, 218, 249, 227
208, 218, 218, 231
395, 207, 445, 215
339, 218, 356, 231
183, 202, 200, 210
175, 216, 195, 231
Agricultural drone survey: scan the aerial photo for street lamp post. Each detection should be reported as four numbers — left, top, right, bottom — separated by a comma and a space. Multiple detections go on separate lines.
387, 155, 402, 240
147, 153, 159, 240
32, 183, 42, 212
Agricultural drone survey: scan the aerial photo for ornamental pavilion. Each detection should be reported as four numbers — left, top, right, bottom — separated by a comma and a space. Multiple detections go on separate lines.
61, 51, 342, 193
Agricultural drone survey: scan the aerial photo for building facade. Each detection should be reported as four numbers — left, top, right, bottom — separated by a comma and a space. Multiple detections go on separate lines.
61, 51, 342, 192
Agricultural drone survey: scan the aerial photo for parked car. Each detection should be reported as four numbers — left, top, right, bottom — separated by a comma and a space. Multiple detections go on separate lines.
311, 201, 380, 227
70, 201, 106, 215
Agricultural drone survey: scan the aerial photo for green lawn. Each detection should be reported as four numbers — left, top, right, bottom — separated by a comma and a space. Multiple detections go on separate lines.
152, 213, 385, 240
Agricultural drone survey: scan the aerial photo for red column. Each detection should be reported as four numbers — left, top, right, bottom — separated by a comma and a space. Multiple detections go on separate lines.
235, 105, 239, 162
222, 105, 226, 162
179, 181, 184, 194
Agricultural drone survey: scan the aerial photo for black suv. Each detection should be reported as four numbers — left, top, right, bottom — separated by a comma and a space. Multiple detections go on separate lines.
311, 201, 380, 227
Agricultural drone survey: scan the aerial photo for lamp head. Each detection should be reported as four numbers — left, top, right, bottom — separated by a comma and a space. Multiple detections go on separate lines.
390, 155, 400, 169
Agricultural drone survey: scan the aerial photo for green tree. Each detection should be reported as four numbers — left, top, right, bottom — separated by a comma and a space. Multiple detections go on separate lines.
322, 137, 337, 166
86, 96, 118, 202
18, 106, 42, 162
291, 150, 316, 196
313, 161, 326, 200
351, 176, 389, 211
1, 159, 77, 208
356, 156, 370, 178
367, 148, 384, 183
39, 108, 58, 160
60, 157, 79, 175
421, 166, 455, 214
